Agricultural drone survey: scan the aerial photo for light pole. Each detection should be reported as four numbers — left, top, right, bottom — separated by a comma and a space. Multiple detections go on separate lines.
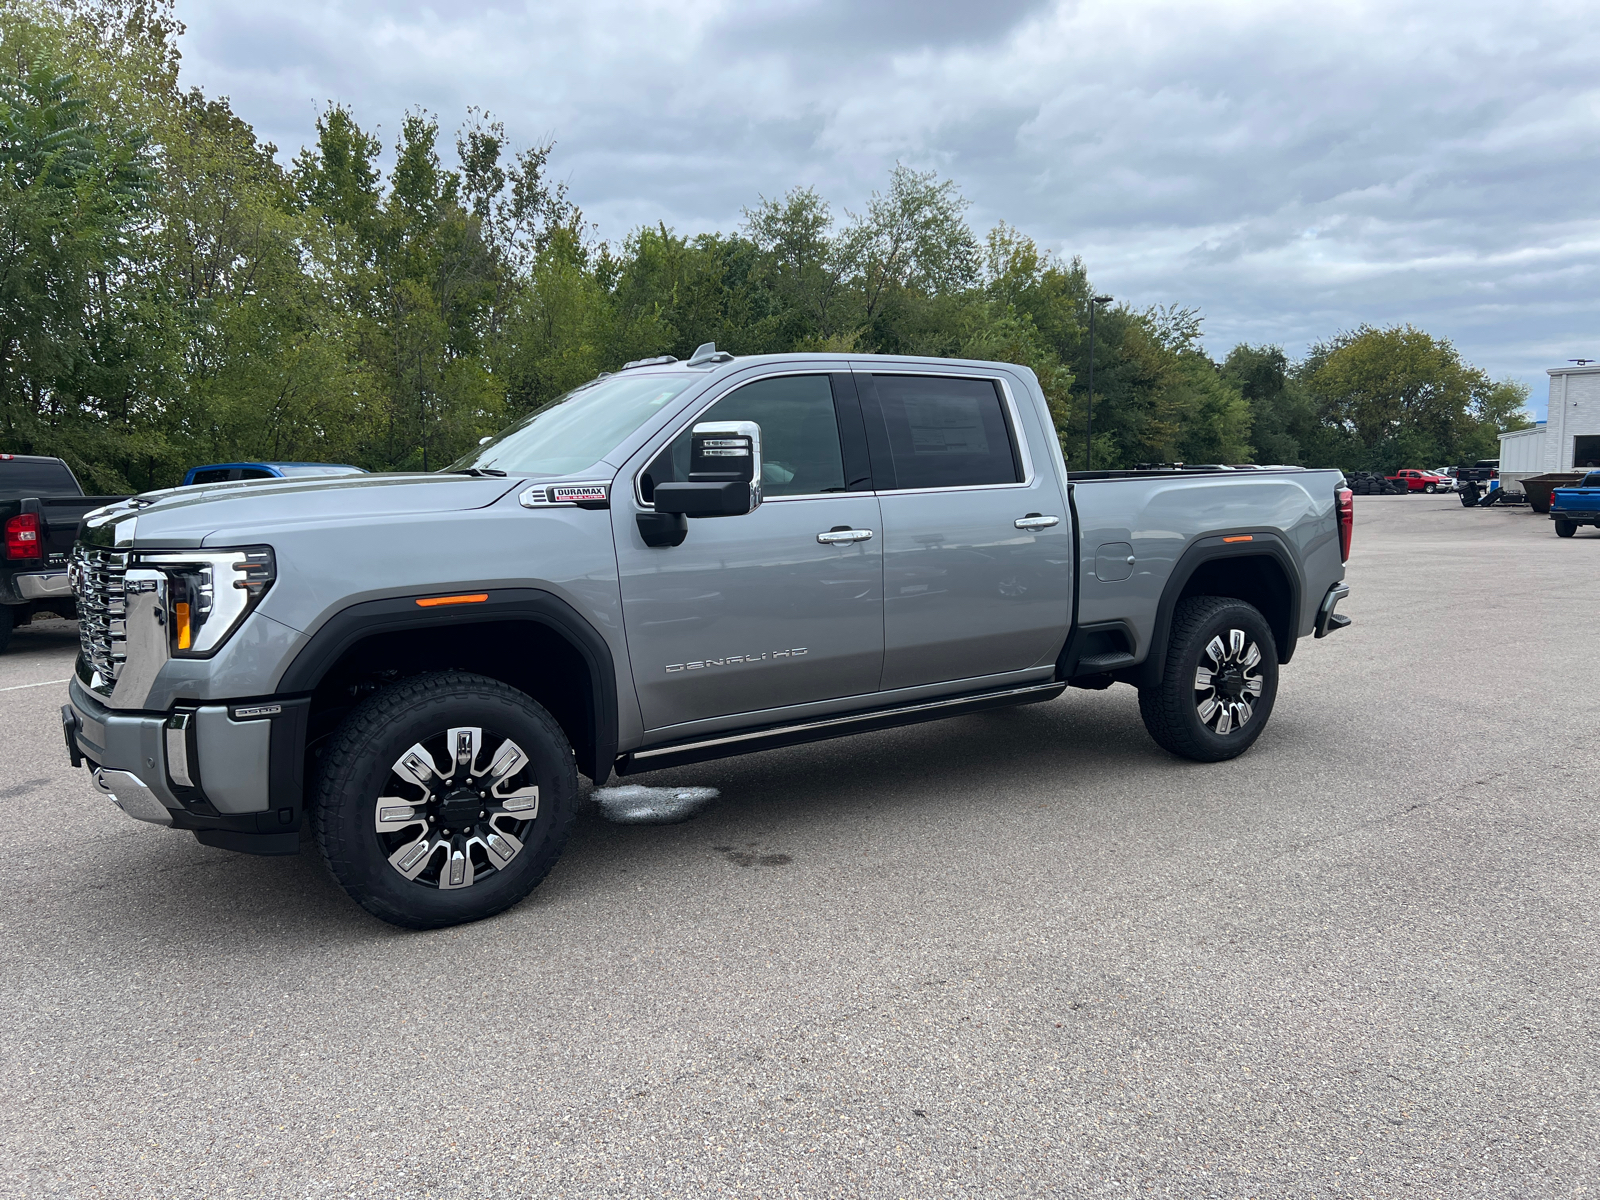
1085, 294, 1112, 471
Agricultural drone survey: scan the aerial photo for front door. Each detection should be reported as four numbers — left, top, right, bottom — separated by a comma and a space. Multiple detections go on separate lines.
616, 372, 883, 732
857, 371, 1073, 692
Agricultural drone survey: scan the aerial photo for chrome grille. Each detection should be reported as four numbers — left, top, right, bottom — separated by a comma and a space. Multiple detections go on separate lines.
71, 546, 129, 689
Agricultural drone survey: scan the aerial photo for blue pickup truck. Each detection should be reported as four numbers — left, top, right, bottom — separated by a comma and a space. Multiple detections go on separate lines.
1550, 471, 1600, 537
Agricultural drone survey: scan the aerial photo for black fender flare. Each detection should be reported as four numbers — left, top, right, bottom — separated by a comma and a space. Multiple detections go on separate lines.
276, 588, 619, 782
1126, 533, 1304, 690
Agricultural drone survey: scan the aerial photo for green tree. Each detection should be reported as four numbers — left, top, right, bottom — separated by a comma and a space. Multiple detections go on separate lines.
0, 11, 159, 488
1298, 325, 1529, 471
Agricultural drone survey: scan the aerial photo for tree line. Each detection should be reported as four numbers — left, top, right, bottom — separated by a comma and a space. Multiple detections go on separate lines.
0, 1, 1531, 493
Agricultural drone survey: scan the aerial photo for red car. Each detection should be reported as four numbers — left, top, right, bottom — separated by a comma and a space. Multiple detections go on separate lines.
1386, 468, 1451, 494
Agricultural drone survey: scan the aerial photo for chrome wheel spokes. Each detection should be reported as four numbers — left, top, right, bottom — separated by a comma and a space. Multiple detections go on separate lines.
373, 726, 539, 889
1194, 627, 1264, 736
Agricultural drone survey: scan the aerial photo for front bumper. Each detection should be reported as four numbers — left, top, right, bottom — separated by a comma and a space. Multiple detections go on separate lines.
63, 676, 308, 854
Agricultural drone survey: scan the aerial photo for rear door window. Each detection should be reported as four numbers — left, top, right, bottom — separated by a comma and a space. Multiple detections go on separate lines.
189, 468, 233, 485
643, 374, 848, 501
238, 468, 276, 480
858, 374, 1022, 490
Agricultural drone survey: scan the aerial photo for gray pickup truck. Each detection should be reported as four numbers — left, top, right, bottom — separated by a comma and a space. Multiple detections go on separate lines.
62, 350, 1353, 928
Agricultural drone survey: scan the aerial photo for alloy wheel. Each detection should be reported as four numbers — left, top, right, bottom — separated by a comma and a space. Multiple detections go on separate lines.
374, 727, 540, 889
1193, 629, 1264, 735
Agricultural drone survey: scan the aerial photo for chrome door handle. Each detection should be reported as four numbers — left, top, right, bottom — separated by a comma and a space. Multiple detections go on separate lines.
817, 528, 874, 544
1014, 514, 1060, 531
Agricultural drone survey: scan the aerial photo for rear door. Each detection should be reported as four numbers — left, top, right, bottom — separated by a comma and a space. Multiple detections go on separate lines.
616, 371, 884, 731
855, 370, 1072, 691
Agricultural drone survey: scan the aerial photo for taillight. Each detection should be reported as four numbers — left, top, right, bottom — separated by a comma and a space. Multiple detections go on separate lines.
1337, 487, 1353, 562
4, 512, 41, 560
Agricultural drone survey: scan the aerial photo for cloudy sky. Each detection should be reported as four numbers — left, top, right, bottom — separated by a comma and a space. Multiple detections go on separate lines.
175, 0, 1600, 418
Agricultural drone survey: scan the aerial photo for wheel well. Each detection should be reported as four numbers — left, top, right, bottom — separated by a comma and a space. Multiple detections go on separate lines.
1176, 555, 1295, 659
304, 619, 600, 782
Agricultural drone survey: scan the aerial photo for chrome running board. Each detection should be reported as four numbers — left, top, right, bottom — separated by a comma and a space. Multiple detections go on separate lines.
617, 680, 1067, 774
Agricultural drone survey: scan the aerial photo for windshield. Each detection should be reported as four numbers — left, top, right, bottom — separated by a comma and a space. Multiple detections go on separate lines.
452, 373, 698, 477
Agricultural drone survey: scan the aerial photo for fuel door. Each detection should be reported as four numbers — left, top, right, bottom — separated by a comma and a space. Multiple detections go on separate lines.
1094, 542, 1135, 582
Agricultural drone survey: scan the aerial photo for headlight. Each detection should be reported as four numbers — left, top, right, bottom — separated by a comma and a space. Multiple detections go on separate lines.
135, 546, 275, 656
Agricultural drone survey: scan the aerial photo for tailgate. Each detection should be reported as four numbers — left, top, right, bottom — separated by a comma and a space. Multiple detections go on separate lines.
39, 496, 125, 560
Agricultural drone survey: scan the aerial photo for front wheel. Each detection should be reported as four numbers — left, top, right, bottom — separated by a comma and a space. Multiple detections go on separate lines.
1138, 596, 1279, 763
314, 671, 578, 929
1555, 520, 1577, 538
1424, 483, 1437, 493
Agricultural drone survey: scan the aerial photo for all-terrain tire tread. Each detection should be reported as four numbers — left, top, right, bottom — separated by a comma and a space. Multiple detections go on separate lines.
313, 670, 577, 929
1137, 596, 1277, 763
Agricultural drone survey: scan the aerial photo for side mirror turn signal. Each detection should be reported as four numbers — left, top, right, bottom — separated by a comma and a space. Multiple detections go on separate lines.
652, 421, 763, 520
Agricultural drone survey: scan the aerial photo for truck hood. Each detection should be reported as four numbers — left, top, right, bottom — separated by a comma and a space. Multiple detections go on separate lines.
105, 473, 525, 548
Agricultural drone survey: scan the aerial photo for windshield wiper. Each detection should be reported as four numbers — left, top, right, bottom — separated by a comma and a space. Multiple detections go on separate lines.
451, 467, 506, 478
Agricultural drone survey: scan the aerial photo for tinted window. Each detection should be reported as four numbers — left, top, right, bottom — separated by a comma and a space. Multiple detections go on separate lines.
238, 468, 276, 480
0, 457, 79, 499
643, 375, 846, 500
869, 375, 1020, 489
189, 468, 233, 485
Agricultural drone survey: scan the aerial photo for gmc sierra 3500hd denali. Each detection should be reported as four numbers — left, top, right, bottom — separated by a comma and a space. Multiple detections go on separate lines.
62, 349, 1354, 929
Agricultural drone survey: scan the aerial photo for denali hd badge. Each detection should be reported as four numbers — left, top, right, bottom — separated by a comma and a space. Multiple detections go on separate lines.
666, 648, 808, 673
519, 482, 610, 509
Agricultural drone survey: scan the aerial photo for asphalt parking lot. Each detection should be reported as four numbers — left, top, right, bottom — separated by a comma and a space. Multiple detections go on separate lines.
2, 495, 1596, 1198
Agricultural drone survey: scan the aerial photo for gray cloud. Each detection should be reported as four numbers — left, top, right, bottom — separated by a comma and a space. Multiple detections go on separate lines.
175, 0, 1600, 415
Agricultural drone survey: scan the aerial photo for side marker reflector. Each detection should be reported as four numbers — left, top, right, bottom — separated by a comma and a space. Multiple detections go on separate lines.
416, 593, 489, 608
1222, 535, 1254, 543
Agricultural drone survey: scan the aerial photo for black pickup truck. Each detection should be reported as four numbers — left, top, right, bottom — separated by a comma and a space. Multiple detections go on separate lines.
0, 454, 126, 652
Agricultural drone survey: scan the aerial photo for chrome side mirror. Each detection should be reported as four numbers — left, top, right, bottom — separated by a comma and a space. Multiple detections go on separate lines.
653, 421, 762, 518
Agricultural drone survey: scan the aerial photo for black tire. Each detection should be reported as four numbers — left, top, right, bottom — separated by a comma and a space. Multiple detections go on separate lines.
1424, 483, 1437, 493
0, 604, 12, 654
1138, 596, 1279, 763
314, 670, 578, 929
1555, 520, 1576, 538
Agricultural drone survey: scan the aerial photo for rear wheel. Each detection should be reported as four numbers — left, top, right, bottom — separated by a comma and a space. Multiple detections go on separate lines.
314, 671, 578, 929
1139, 596, 1279, 763
1555, 520, 1577, 538
0, 604, 12, 654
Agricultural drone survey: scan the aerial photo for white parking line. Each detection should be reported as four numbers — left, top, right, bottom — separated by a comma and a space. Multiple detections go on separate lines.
0, 678, 70, 693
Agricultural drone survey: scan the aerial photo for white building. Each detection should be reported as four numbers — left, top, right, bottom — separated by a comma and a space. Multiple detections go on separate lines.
1541, 365, 1600, 471
1497, 365, 1600, 490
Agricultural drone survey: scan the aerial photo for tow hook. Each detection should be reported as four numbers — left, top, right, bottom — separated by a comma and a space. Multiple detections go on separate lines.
60, 705, 82, 768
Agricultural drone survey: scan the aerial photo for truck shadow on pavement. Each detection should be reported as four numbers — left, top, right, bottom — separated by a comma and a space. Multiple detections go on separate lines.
58, 688, 1290, 946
